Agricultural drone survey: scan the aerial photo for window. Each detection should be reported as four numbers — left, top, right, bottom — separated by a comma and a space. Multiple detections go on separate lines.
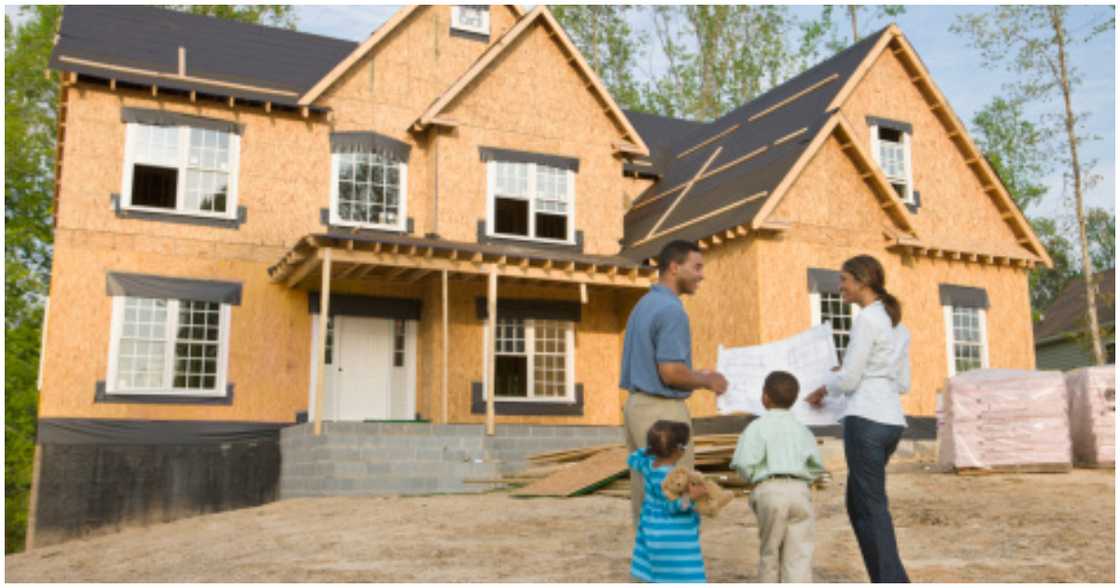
330, 150, 408, 231
393, 319, 406, 368
487, 318, 575, 400
810, 291, 859, 361
487, 160, 575, 243
122, 123, 240, 218
107, 296, 231, 396
870, 124, 913, 205
943, 305, 988, 376
451, 5, 489, 36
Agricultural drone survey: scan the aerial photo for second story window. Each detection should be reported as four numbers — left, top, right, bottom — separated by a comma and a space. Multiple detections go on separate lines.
329, 132, 411, 232
122, 118, 241, 219
451, 5, 489, 36
487, 158, 576, 244
869, 120, 914, 206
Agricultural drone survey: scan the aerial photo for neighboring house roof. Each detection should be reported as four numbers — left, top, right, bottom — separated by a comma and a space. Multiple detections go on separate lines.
413, 6, 650, 156
620, 27, 891, 262
1035, 268, 1116, 344
49, 5, 356, 109
622, 109, 706, 178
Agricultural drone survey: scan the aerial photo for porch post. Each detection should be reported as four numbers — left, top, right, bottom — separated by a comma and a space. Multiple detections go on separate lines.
486, 265, 497, 435
313, 248, 332, 436
441, 269, 449, 424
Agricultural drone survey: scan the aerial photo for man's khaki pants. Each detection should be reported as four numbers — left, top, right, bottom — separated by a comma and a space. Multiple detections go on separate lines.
749, 478, 815, 583
623, 392, 694, 529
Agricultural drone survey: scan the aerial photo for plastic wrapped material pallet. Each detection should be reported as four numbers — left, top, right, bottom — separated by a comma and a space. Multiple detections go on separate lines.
1065, 366, 1115, 467
937, 369, 1072, 472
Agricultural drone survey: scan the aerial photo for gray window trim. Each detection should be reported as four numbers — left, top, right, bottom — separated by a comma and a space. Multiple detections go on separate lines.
479, 146, 580, 172
106, 272, 243, 305
111, 193, 247, 229
94, 380, 234, 406
330, 131, 411, 162
476, 220, 584, 253
939, 284, 990, 309
319, 208, 414, 237
470, 382, 584, 416
807, 268, 842, 294
866, 116, 913, 136
308, 292, 422, 321
121, 106, 244, 135
474, 298, 582, 322
450, 27, 489, 42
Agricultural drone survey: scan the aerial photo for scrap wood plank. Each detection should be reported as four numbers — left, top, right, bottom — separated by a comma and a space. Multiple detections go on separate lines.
527, 442, 623, 464
956, 462, 1072, 476
512, 447, 630, 497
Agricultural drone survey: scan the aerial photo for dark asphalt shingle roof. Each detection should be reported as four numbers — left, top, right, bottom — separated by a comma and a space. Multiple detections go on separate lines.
1035, 268, 1116, 343
621, 109, 706, 177
620, 27, 890, 262
49, 5, 357, 107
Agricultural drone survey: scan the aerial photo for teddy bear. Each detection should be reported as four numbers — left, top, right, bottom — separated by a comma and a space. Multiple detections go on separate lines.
660, 466, 735, 517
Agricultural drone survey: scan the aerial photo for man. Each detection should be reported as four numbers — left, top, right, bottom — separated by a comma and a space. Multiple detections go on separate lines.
620, 239, 729, 528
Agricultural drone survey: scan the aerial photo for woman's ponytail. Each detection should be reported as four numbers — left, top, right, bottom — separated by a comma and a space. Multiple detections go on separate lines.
843, 256, 902, 327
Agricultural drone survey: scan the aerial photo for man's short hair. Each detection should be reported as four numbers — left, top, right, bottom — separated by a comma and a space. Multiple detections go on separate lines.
657, 240, 701, 273
763, 371, 800, 409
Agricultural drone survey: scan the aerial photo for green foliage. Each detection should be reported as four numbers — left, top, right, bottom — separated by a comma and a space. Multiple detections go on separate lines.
971, 97, 1050, 214
1029, 217, 1077, 319
1085, 208, 1115, 273
549, 5, 644, 110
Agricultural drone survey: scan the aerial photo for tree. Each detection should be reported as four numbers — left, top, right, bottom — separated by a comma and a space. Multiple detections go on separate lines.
3, 3, 296, 554
952, 5, 1116, 365
640, 5, 825, 120
549, 5, 644, 110
1028, 217, 1077, 319
970, 97, 1051, 213
811, 5, 907, 56
1085, 208, 1115, 273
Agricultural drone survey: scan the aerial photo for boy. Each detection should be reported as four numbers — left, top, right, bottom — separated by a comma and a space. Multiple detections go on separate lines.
730, 371, 824, 583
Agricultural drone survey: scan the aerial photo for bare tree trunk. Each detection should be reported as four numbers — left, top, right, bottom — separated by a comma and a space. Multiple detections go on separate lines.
848, 5, 859, 42
1050, 6, 1105, 365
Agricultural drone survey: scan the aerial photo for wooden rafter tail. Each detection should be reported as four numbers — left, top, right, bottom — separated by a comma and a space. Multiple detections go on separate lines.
57, 55, 298, 97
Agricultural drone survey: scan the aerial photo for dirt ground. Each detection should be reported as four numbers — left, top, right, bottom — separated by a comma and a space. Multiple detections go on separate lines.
6, 465, 1114, 583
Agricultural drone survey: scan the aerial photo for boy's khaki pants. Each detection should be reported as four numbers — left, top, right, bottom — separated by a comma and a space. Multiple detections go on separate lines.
623, 392, 694, 528
749, 478, 815, 583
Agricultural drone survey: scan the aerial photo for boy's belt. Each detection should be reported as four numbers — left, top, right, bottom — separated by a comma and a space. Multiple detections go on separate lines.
759, 473, 804, 483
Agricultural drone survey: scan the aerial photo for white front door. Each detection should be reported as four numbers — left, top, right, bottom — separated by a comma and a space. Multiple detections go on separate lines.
336, 316, 393, 421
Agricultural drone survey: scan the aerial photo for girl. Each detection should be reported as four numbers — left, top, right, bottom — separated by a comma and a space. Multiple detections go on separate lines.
629, 420, 709, 583
806, 254, 911, 583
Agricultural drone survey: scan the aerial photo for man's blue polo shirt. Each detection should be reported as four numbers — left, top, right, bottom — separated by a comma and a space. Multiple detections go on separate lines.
619, 283, 693, 399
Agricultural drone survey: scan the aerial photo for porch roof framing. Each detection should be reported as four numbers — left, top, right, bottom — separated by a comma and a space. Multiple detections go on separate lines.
269, 234, 657, 290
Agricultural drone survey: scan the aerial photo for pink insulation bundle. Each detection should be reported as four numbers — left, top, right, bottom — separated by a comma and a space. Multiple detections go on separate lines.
1065, 366, 1115, 466
938, 369, 1071, 470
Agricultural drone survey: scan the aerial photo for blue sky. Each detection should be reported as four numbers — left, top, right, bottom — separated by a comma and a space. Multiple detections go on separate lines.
8, 3, 1114, 227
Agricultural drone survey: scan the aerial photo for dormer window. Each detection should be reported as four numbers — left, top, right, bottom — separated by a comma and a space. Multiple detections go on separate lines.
868, 117, 914, 205
451, 5, 489, 36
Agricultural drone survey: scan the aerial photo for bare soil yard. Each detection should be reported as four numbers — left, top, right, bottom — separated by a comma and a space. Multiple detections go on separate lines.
6, 466, 1113, 582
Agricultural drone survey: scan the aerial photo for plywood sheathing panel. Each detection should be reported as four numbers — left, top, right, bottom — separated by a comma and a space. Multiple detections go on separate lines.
837, 36, 1046, 264
511, 446, 629, 497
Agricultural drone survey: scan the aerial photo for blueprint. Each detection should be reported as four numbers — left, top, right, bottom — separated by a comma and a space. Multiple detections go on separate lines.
716, 323, 846, 425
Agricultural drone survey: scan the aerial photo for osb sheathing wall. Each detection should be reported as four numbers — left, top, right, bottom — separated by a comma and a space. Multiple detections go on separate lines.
435, 18, 633, 255
680, 133, 1034, 419
412, 280, 639, 426
837, 46, 1030, 258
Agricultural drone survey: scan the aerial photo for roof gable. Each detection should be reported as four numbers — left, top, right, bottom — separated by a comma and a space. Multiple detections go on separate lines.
412, 6, 649, 155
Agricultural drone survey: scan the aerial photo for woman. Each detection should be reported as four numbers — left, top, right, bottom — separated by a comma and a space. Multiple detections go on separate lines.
806, 255, 910, 583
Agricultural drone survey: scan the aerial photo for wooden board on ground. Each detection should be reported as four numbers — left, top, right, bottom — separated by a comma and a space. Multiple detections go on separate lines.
512, 447, 630, 497
956, 462, 1073, 476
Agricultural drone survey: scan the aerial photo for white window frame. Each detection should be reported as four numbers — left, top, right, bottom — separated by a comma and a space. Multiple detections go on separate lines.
809, 292, 860, 359
870, 123, 914, 205
481, 318, 576, 403
943, 305, 989, 377
485, 160, 577, 245
451, 5, 490, 36
120, 123, 241, 220
329, 152, 410, 232
105, 296, 232, 397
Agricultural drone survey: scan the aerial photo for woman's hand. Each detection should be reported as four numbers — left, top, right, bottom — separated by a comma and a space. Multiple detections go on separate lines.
687, 481, 709, 500
806, 386, 827, 407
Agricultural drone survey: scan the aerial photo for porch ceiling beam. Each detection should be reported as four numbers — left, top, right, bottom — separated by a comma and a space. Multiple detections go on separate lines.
286, 256, 322, 288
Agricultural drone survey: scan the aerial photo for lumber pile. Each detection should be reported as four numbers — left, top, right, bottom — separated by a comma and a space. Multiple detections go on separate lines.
938, 369, 1072, 474
481, 432, 830, 497
1065, 366, 1115, 467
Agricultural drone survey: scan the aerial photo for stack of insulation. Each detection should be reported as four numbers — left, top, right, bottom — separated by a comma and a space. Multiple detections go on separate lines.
938, 369, 1071, 470
1065, 366, 1115, 466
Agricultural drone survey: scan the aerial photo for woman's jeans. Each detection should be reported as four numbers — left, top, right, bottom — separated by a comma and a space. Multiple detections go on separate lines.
843, 415, 910, 583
